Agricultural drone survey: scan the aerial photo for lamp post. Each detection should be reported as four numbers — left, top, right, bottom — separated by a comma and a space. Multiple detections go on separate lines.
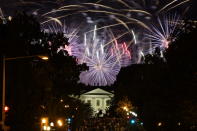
2, 56, 6, 131
1, 55, 48, 131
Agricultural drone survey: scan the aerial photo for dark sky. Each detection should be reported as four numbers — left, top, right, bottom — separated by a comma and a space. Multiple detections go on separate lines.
0, 0, 196, 20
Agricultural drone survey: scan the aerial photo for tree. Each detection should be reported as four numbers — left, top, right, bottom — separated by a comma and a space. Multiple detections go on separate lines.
0, 12, 87, 131
0, 11, 41, 57
144, 47, 166, 65
164, 21, 197, 130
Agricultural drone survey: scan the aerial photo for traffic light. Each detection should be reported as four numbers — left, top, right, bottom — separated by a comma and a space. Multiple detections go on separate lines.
130, 119, 136, 124
67, 118, 72, 124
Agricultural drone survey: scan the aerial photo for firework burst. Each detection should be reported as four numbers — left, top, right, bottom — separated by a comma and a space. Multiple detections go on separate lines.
146, 14, 181, 51
20, 0, 190, 86
78, 26, 121, 86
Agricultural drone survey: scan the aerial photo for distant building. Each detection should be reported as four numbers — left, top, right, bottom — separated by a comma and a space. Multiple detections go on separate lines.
79, 88, 114, 116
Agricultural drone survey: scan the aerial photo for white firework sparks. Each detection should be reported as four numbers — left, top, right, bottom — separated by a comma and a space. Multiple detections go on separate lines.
79, 25, 122, 86
146, 14, 181, 50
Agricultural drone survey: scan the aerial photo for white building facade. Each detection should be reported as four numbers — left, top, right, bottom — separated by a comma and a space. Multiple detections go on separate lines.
79, 88, 114, 116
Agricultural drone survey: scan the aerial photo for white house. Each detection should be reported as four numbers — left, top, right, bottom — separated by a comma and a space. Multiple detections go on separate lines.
79, 88, 114, 116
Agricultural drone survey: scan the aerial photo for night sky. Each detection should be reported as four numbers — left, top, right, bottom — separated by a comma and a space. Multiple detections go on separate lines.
0, 0, 197, 20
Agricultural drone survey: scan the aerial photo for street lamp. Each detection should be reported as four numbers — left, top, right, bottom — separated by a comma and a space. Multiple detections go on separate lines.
3, 106, 9, 113
39, 56, 49, 60
41, 118, 47, 124
157, 122, 162, 127
123, 106, 128, 112
1, 55, 48, 131
50, 122, 54, 127
57, 119, 63, 127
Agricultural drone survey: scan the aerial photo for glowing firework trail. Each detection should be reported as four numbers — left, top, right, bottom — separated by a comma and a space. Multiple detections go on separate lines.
83, 3, 119, 11
117, 0, 133, 8
96, 0, 103, 3
93, 25, 97, 40
33, 0, 191, 86
104, 31, 130, 47
137, 49, 145, 64
78, 10, 151, 30
40, 1, 154, 30
41, 3, 117, 17
47, 17, 62, 26
157, 0, 178, 13
105, 30, 133, 67
41, 8, 150, 30
106, 29, 132, 67
85, 22, 134, 34
121, 9, 152, 16
41, 14, 69, 25
166, 0, 191, 12
59, 4, 85, 9
113, 17, 132, 34
112, 40, 132, 67
42, 4, 86, 16
41, 4, 86, 18
158, 0, 192, 13
140, 51, 144, 57
132, 30, 137, 45
0, 8, 5, 20
42, 9, 76, 17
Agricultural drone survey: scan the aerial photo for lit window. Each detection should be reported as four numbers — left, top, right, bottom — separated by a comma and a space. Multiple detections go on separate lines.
106, 100, 111, 106
96, 100, 100, 106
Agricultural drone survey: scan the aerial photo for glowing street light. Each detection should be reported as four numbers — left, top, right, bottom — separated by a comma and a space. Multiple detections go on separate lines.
43, 126, 47, 130
60, 99, 63, 102
46, 126, 51, 131
130, 119, 136, 124
50, 122, 54, 127
41, 118, 47, 124
123, 106, 128, 111
4, 106, 9, 112
157, 122, 162, 127
65, 105, 69, 108
38, 55, 49, 60
57, 119, 63, 127
41, 118, 49, 131
43, 126, 50, 131
67, 118, 72, 124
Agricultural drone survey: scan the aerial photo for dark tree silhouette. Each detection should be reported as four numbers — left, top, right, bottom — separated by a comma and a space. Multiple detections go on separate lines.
113, 21, 197, 131
0, 12, 88, 131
